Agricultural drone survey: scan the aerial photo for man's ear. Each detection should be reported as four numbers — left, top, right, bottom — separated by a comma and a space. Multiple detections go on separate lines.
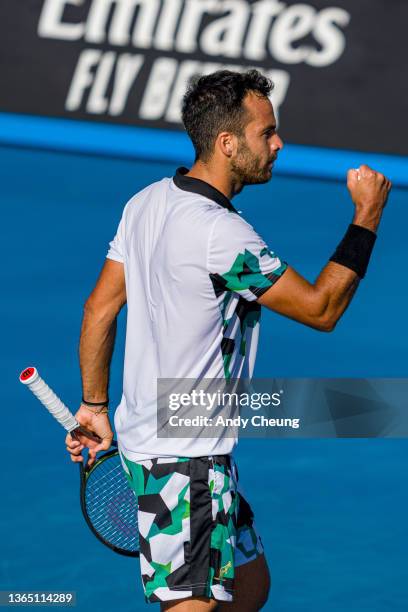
217, 132, 237, 158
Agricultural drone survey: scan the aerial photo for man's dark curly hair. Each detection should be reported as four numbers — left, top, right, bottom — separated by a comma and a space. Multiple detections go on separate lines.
181, 69, 273, 161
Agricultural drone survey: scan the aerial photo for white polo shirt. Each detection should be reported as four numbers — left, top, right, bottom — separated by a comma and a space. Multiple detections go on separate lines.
107, 168, 287, 461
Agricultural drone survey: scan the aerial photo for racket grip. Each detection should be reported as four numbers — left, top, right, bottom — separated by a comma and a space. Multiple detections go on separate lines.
19, 367, 79, 433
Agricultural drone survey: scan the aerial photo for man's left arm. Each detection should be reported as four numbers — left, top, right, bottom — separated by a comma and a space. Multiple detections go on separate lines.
80, 259, 126, 402
66, 259, 126, 465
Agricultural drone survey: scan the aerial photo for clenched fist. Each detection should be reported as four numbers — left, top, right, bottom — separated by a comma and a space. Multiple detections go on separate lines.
347, 165, 392, 232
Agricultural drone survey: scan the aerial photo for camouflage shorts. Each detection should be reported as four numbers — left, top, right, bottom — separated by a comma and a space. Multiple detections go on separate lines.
121, 454, 263, 604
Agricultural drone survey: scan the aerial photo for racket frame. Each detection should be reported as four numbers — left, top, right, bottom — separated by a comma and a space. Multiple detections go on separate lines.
20, 366, 139, 558
79, 446, 139, 558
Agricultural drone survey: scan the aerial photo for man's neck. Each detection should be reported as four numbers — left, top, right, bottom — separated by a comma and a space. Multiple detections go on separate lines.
186, 160, 242, 200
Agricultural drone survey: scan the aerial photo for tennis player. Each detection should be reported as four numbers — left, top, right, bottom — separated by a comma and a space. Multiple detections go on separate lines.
66, 70, 391, 610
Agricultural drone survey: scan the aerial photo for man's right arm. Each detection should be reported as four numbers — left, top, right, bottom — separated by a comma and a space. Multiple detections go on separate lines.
258, 165, 392, 331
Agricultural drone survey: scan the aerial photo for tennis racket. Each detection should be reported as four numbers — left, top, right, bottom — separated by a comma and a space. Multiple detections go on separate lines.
19, 366, 139, 557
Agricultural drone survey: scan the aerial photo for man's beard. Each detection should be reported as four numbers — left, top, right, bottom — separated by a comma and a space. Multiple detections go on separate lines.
230, 139, 273, 186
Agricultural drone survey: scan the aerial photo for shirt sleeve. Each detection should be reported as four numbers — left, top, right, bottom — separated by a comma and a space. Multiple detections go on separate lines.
208, 212, 288, 302
106, 207, 127, 263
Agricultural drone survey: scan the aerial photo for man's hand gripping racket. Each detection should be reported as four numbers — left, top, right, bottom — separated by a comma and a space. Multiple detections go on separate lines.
66, 404, 113, 468
19, 366, 111, 466
19, 366, 139, 557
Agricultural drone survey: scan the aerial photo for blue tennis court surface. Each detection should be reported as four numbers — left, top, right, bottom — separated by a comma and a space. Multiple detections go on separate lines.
2, 145, 407, 610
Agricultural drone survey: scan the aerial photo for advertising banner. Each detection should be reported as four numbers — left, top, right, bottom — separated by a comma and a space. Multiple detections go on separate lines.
1, 0, 407, 154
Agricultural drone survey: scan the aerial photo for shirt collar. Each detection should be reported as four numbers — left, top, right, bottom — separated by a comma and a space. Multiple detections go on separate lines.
173, 167, 238, 213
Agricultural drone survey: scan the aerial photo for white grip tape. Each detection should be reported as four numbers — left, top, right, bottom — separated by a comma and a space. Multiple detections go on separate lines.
20, 368, 79, 433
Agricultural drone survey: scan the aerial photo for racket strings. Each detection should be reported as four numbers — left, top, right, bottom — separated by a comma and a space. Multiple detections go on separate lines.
85, 454, 139, 553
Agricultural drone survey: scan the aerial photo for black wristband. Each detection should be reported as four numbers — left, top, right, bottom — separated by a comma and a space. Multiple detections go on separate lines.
82, 397, 109, 407
329, 224, 377, 279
